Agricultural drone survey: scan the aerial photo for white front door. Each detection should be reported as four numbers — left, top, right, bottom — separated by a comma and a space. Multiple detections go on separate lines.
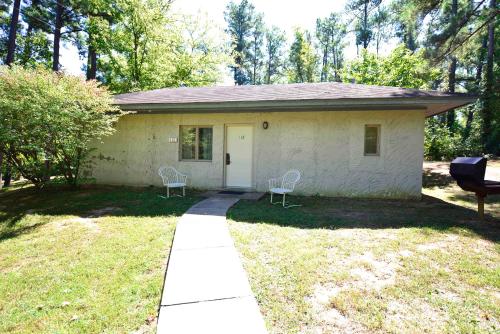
226, 125, 253, 188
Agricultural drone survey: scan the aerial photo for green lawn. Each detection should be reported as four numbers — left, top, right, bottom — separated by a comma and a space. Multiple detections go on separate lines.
0, 185, 200, 333
1, 165, 499, 334
227, 169, 500, 334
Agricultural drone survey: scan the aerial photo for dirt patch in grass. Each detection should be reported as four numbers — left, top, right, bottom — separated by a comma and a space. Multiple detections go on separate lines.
86, 206, 123, 217
384, 298, 449, 334
54, 217, 100, 232
305, 249, 401, 333
307, 283, 370, 334
347, 252, 399, 291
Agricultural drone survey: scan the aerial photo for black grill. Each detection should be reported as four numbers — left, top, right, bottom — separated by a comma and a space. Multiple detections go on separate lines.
449, 157, 500, 219
450, 157, 487, 187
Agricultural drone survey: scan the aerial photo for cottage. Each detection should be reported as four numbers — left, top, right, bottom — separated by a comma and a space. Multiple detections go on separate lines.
87, 82, 474, 198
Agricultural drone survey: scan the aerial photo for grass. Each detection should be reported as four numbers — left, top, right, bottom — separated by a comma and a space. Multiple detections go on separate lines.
227, 166, 500, 334
0, 185, 200, 333
1, 162, 498, 333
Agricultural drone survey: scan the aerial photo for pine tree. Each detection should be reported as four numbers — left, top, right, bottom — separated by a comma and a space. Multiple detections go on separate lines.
345, 0, 382, 52
246, 12, 264, 84
224, 0, 256, 85
316, 13, 346, 82
288, 29, 318, 83
264, 26, 286, 84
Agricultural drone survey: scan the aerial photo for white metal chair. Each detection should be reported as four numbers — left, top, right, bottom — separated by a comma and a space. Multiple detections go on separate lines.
158, 166, 187, 198
268, 169, 301, 208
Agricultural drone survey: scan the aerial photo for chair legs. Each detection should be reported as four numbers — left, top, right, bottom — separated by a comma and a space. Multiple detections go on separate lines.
164, 186, 185, 199
269, 191, 301, 208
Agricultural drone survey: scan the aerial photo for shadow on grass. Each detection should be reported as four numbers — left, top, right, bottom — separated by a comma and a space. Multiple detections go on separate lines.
422, 170, 455, 188
227, 193, 500, 243
0, 184, 202, 243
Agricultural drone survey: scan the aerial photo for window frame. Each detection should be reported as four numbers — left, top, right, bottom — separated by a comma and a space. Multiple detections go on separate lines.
179, 125, 213, 161
364, 124, 381, 156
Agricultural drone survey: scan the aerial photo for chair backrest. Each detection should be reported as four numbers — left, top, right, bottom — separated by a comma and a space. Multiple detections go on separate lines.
158, 166, 180, 185
282, 169, 301, 191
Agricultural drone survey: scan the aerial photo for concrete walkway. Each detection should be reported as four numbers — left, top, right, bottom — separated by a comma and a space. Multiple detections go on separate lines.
156, 197, 268, 334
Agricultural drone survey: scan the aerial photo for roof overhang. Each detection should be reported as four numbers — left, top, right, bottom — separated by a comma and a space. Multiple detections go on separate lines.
115, 96, 477, 117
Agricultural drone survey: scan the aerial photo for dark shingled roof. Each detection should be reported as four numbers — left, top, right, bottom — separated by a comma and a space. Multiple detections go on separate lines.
113, 82, 476, 117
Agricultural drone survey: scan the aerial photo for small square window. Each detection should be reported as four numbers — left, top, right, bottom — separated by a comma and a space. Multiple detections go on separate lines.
180, 126, 213, 161
364, 125, 380, 156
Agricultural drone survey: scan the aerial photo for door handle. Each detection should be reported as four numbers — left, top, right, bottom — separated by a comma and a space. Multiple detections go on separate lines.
226, 153, 231, 165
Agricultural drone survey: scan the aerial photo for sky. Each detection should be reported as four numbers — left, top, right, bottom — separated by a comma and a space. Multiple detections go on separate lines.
60, 0, 396, 83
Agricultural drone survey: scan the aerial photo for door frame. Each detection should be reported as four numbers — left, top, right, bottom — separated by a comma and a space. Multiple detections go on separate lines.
223, 123, 255, 189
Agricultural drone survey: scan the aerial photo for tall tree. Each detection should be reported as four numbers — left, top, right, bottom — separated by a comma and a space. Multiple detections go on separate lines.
2, 0, 21, 188
316, 13, 346, 82
288, 29, 318, 83
52, 0, 64, 71
446, 0, 459, 129
0, 1, 14, 62
51, 0, 85, 72
390, 0, 424, 51
371, 4, 391, 56
75, 0, 116, 81
224, 0, 256, 85
264, 26, 286, 84
5, 0, 21, 65
100, 3, 226, 93
482, 0, 498, 153
345, 0, 381, 52
19, 0, 53, 67
463, 36, 487, 141
246, 12, 264, 84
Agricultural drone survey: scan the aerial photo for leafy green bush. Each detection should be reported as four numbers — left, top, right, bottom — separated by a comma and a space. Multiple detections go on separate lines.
0, 66, 121, 188
424, 110, 484, 161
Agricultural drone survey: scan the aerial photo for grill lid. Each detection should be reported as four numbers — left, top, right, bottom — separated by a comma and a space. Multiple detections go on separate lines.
449, 157, 487, 185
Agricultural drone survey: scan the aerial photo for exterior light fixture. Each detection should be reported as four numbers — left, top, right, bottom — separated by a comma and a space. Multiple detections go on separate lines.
263, 121, 269, 129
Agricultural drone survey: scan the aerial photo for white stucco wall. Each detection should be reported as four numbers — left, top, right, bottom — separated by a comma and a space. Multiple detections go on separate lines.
86, 110, 425, 198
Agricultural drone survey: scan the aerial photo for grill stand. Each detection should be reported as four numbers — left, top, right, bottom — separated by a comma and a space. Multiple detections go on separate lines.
477, 194, 485, 220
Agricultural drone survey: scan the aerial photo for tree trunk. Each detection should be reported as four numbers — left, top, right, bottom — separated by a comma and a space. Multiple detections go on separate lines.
86, 27, 97, 80
0, 152, 3, 190
3, 0, 21, 188
321, 45, 328, 82
52, 0, 64, 72
482, 0, 496, 153
21, 0, 41, 65
87, 46, 97, 80
266, 47, 271, 84
6, 0, 21, 65
363, 0, 369, 49
445, 0, 458, 130
464, 36, 487, 140
446, 56, 457, 129
253, 36, 257, 84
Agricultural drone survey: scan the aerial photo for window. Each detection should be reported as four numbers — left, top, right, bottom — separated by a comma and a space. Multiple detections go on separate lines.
364, 125, 380, 156
180, 126, 213, 161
